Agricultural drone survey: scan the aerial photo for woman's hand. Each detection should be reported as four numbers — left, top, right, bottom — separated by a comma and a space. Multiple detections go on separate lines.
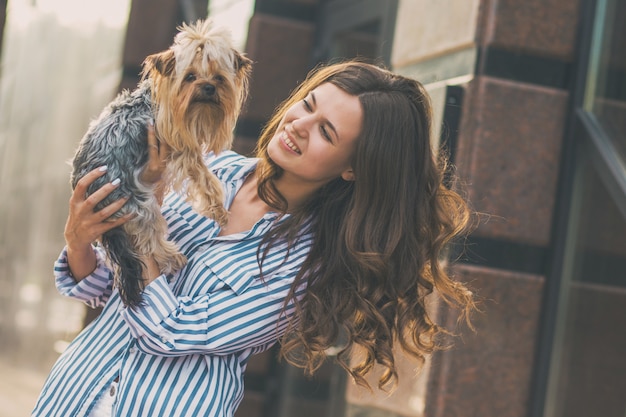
64, 167, 134, 280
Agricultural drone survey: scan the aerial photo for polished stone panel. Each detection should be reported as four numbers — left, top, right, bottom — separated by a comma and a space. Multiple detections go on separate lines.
478, 0, 580, 60
425, 264, 544, 417
454, 76, 568, 246
242, 14, 315, 123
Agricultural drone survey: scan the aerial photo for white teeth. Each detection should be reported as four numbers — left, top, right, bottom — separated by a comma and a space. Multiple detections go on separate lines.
283, 132, 301, 154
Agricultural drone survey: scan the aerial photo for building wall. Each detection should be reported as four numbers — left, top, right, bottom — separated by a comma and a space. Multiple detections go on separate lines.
376, 1, 580, 417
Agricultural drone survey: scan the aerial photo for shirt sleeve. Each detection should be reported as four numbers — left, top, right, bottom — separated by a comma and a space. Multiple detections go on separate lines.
119, 273, 301, 357
54, 245, 114, 308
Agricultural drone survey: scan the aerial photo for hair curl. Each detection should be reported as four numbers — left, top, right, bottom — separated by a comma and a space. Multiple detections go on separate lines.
253, 60, 476, 390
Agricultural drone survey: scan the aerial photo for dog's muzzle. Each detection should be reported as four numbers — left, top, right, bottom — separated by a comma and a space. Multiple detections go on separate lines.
194, 83, 218, 104
202, 83, 216, 97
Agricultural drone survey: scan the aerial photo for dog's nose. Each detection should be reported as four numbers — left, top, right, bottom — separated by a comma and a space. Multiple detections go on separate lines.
202, 84, 216, 97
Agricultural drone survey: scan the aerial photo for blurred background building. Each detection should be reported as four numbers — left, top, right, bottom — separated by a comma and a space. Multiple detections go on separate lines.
0, 0, 624, 416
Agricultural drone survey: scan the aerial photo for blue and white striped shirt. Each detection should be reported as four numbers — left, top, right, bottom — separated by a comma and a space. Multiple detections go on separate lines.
33, 151, 313, 417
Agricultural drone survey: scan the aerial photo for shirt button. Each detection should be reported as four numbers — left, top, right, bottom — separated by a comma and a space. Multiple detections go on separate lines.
160, 336, 168, 343
110, 385, 116, 396
129, 348, 136, 354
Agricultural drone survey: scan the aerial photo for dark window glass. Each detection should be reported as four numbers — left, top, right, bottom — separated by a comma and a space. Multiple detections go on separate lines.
545, 1, 626, 416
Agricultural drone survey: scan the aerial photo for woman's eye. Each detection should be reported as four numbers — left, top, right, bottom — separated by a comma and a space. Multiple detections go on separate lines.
302, 98, 312, 111
185, 73, 196, 82
321, 126, 332, 142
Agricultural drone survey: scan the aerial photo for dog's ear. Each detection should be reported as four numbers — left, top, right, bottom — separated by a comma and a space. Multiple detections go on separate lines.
142, 49, 176, 78
233, 51, 252, 74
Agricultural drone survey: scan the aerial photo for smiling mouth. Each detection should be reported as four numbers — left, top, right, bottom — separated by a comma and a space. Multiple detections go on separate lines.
282, 132, 301, 154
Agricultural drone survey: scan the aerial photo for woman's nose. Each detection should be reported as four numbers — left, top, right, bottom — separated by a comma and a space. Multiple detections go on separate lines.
291, 116, 311, 138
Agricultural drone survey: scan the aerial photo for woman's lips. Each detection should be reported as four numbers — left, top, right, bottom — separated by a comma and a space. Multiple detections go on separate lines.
281, 131, 301, 154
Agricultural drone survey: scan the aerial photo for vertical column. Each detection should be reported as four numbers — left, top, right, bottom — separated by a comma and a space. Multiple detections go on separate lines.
425, 1, 581, 417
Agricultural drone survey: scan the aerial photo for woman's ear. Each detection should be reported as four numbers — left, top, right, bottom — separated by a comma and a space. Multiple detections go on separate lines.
341, 168, 355, 181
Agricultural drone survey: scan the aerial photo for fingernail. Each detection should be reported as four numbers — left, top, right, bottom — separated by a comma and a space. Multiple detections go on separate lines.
111, 178, 121, 186
99, 165, 108, 172
149, 119, 154, 126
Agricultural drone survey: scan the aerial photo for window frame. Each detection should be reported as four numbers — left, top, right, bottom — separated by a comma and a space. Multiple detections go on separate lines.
530, 0, 626, 415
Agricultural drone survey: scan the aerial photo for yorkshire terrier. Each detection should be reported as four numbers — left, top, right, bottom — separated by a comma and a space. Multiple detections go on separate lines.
71, 19, 252, 307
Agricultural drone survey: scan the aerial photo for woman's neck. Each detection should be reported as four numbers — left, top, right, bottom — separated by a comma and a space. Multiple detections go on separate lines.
272, 173, 321, 212
218, 172, 272, 236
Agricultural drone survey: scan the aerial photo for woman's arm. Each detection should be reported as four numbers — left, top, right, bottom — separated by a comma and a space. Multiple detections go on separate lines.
53, 167, 132, 306
54, 245, 115, 308
120, 269, 305, 357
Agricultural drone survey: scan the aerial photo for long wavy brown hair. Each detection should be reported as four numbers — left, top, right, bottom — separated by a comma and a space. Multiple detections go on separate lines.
253, 60, 476, 390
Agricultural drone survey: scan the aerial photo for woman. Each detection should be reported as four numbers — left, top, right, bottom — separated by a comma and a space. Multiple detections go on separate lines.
33, 61, 475, 416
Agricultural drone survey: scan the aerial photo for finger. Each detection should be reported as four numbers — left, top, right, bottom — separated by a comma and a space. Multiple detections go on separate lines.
104, 212, 136, 227
94, 212, 136, 236
94, 195, 130, 221
82, 178, 122, 211
73, 166, 109, 201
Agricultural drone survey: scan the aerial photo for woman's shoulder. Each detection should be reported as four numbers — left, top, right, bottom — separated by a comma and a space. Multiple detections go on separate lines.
205, 150, 257, 181
204, 150, 249, 169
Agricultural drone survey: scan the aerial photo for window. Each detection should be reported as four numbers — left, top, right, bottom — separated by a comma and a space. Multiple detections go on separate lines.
542, 1, 626, 416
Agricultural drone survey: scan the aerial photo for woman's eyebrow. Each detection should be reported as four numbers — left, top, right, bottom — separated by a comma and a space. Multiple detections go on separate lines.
311, 92, 339, 140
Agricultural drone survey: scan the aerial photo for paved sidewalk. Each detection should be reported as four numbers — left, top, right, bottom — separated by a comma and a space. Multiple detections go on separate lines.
0, 360, 47, 417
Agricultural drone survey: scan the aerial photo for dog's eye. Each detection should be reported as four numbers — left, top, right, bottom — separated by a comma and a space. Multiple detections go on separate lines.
214, 75, 225, 84
184, 73, 196, 82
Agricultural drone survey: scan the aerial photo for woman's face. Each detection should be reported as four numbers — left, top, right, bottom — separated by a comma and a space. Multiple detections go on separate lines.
268, 82, 363, 187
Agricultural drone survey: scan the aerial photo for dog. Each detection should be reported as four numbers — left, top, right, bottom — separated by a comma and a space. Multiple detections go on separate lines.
70, 19, 252, 307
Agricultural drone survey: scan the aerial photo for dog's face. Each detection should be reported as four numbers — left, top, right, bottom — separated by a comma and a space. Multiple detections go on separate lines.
142, 20, 252, 153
